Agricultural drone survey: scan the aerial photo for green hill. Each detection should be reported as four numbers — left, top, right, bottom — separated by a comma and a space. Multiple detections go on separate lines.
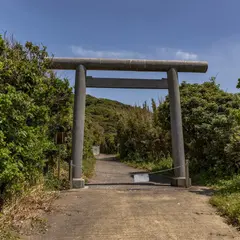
86, 95, 132, 153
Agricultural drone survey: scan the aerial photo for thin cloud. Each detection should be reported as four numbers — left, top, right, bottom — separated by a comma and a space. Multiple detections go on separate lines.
71, 46, 146, 59
175, 50, 198, 60
71, 45, 200, 62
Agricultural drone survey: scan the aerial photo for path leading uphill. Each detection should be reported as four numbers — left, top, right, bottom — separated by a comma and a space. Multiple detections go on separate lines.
24, 155, 239, 240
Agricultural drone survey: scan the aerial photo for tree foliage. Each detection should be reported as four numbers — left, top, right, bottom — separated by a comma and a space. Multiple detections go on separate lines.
0, 34, 135, 198
117, 103, 170, 163
159, 79, 240, 177
85, 95, 132, 153
117, 78, 240, 179
0, 35, 97, 197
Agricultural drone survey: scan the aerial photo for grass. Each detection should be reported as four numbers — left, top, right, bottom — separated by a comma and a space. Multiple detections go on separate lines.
82, 156, 96, 182
0, 161, 70, 239
209, 175, 240, 228
44, 160, 71, 191
0, 183, 59, 239
121, 156, 174, 176
44, 156, 96, 188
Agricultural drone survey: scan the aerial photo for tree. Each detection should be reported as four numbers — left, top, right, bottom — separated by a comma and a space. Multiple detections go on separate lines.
158, 80, 240, 177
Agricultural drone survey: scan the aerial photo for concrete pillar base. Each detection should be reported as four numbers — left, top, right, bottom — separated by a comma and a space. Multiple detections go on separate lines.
72, 178, 85, 189
171, 177, 191, 188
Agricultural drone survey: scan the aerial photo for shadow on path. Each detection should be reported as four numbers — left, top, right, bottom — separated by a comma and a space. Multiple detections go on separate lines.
188, 187, 215, 197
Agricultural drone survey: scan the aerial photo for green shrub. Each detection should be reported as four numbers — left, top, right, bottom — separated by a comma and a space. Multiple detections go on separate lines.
86, 95, 132, 154
0, 35, 97, 199
158, 79, 240, 178
210, 175, 240, 226
117, 105, 169, 162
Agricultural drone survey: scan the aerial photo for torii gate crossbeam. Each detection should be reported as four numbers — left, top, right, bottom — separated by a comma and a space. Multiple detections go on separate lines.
48, 57, 208, 188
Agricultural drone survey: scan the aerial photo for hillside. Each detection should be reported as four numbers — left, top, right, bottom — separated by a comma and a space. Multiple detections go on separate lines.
86, 94, 132, 153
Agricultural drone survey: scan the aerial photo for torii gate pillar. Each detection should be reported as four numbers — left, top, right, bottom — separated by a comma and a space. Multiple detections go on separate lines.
168, 68, 190, 187
72, 65, 86, 188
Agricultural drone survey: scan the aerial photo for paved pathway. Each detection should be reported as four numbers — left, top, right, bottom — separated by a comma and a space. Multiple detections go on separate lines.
25, 155, 240, 240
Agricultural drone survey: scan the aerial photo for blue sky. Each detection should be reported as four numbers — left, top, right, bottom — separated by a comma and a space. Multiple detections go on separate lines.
1, 0, 240, 106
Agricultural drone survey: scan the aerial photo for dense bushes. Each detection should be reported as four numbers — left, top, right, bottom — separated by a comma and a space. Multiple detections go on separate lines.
86, 94, 132, 154
0, 36, 56, 196
0, 33, 135, 199
0, 35, 96, 198
158, 79, 240, 178
117, 106, 169, 162
117, 78, 240, 179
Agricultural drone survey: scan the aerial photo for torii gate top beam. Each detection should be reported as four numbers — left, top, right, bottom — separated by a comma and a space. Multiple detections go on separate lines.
48, 57, 208, 73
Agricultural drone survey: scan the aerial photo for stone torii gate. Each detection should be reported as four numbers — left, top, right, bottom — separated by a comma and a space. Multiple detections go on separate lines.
49, 58, 208, 188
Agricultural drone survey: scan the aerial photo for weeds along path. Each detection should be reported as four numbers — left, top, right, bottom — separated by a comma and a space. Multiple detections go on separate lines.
23, 155, 239, 240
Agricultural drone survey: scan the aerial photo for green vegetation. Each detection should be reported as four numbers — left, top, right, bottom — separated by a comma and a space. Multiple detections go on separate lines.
118, 79, 240, 177
210, 176, 240, 227
0, 35, 100, 200
86, 94, 131, 153
123, 156, 173, 174
117, 104, 170, 170
210, 175, 240, 227
0, 33, 131, 200
159, 79, 240, 179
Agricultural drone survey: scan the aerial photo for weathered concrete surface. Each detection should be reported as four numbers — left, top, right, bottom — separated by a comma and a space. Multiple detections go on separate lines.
24, 155, 239, 240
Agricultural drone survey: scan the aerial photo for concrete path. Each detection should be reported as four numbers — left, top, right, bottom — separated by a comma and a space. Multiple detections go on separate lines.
25, 155, 239, 240
87, 154, 171, 187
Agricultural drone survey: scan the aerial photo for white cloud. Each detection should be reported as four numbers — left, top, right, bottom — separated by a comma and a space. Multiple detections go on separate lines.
175, 50, 198, 60
71, 46, 146, 59
71, 45, 200, 63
